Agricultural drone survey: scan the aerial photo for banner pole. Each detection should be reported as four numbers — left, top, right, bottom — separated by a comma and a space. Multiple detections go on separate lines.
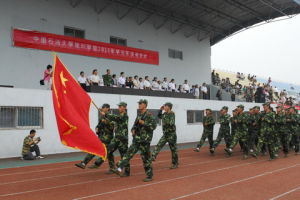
92, 101, 99, 110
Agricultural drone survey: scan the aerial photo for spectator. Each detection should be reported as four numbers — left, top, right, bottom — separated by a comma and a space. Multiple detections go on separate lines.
182, 80, 190, 93
125, 77, 133, 88
162, 77, 168, 91
216, 89, 222, 101
22, 129, 44, 160
157, 80, 163, 91
139, 77, 144, 89
118, 72, 126, 87
177, 85, 184, 93
112, 74, 118, 87
240, 73, 245, 80
215, 73, 221, 86
143, 76, 151, 90
151, 77, 159, 91
89, 69, 101, 86
102, 69, 112, 86
201, 83, 209, 99
43, 65, 53, 90
168, 79, 176, 92
236, 72, 241, 79
267, 77, 272, 85
78, 71, 88, 91
133, 75, 139, 89
194, 84, 200, 99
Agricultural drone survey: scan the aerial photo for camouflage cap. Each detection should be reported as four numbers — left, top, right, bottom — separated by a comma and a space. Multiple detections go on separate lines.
262, 103, 271, 107
138, 99, 148, 105
221, 106, 228, 111
276, 105, 283, 109
206, 108, 212, 112
164, 102, 173, 108
237, 104, 244, 109
102, 103, 110, 108
118, 102, 127, 107
253, 106, 260, 110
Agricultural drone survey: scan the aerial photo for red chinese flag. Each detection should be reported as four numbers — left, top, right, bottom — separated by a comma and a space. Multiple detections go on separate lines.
52, 55, 106, 159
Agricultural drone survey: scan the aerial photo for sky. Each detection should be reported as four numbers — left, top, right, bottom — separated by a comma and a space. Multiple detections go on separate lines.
211, 14, 300, 85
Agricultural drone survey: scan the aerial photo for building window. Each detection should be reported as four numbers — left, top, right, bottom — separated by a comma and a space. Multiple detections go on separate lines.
110, 36, 127, 46
187, 110, 204, 124
168, 49, 183, 60
64, 26, 85, 39
0, 107, 43, 129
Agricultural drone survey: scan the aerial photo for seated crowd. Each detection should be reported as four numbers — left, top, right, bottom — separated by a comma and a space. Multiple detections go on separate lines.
212, 70, 299, 106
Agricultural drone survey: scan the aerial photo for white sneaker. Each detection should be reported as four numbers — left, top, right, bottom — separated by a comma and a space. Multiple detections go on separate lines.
37, 156, 45, 159
117, 167, 122, 172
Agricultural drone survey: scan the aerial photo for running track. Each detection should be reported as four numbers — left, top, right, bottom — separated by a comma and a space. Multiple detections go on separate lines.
0, 147, 300, 200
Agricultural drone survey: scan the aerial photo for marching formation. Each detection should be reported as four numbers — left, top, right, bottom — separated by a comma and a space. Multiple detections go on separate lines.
75, 100, 300, 182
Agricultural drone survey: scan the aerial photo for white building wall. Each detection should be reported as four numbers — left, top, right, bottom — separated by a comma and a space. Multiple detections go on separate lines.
0, 87, 259, 158
0, 0, 211, 89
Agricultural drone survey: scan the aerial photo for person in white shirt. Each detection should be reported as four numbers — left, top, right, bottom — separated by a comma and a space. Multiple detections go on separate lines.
201, 83, 208, 99
78, 71, 88, 91
133, 75, 140, 89
143, 76, 151, 90
168, 79, 176, 92
194, 84, 200, 99
157, 80, 163, 91
138, 77, 144, 89
89, 69, 100, 86
151, 77, 159, 90
161, 77, 168, 91
182, 80, 190, 93
118, 72, 126, 87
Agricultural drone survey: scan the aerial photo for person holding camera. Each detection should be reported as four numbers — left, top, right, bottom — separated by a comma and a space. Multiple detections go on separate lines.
22, 129, 44, 160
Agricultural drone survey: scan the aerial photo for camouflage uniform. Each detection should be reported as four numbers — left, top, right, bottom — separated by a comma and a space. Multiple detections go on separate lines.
117, 109, 157, 179
152, 109, 178, 167
81, 112, 115, 169
103, 74, 113, 86
255, 111, 276, 159
228, 111, 249, 155
196, 115, 215, 149
287, 111, 300, 153
248, 112, 261, 151
276, 111, 289, 155
93, 111, 130, 175
213, 113, 231, 149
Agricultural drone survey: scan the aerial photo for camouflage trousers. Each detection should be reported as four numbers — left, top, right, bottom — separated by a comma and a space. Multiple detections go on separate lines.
255, 133, 276, 159
213, 128, 231, 149
248, 130, 259, 151
279, 132, 290, 154
229, 130, 249, 155
94, 137, 130, 175
118, 140, 153, 178
290, 131, 300, 153
197, 131, 214, 149
152, 133, 178, 165
82, 141, 115, 170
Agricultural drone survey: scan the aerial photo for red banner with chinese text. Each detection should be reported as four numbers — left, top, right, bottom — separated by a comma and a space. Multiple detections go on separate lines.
13, 28, 159, 65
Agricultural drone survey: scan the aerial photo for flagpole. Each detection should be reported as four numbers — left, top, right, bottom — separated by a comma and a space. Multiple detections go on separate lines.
92, 101, 99, 110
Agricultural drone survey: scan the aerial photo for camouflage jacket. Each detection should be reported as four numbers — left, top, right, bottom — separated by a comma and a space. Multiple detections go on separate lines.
102, 74, 112, 86
260, 111, 276, 134
96, 113, 114, 143
231, 116, 238, 133
248, 113, 261, 131
132, 110, 157, 143
203, 115, 215, 133
219, 113, 230, 131
107, 112, 128, 141
158, 110, 176, 134
276, 112, 287, 134
235, 112, 248, 132
22, 135, 33, 155
286, 113, 298, 133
